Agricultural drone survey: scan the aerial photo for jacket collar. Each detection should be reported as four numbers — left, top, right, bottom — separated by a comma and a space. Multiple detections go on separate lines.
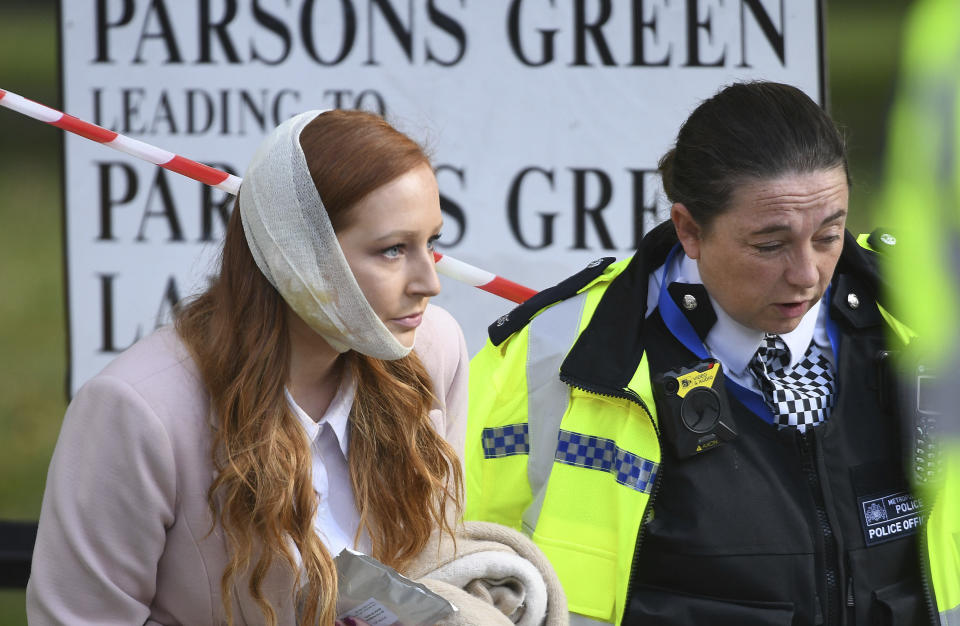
560, 220, 677, 394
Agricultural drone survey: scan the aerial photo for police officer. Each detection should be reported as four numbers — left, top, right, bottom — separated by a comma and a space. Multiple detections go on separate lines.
464, 82, 960, 625
876, 2, 960, 622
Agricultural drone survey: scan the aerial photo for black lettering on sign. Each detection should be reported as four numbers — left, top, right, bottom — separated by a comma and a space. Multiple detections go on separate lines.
149, 91, 178, 134
133, 0, 184, 64
629, 168, 662, 248
631, 0, 671, 66
685, 0, 725, 67
507, 166, 557, 250
251, 0, 293, 65
136, 169, 184, 243
97, 273, 188, 354
322, 88, 386, 115
187, 89, 215, 134
738, 0, 784, 67
507, 0, 558, 67
122, 88, 148, 134
505, 0, 787, 68
98, 161, 139, 241
505, 165, 668, 252
426, 0, 467, 66
98, 273, 140, 353
93, 87, 301, 136
366, 0, 414, 65
435, 164, 467, 247
571, 167, 615, 250
301, 0, 357, 65
91, 0, 464, 67
94, 0, 135, 63
198, 0, 241, 64
571, 0, 615, 67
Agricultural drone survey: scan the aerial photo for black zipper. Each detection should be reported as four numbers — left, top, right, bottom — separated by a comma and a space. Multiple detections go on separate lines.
846, 574, 855, 624
559, 373, 664, 626
798, 430, 841, 625
918, 496, 940, 625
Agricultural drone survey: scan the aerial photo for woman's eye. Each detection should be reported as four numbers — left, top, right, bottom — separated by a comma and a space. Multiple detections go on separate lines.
427, 233, 442, 251
381, 245, 403, 258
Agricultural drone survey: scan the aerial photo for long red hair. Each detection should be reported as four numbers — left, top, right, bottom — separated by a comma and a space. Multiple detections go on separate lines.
175, 110, 463, 625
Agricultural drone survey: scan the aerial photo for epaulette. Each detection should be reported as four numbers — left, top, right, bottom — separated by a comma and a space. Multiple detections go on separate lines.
488, 257, 616, 346
866, 227, 899, 255
839, 229, 882, 292
833, 229, 897, 328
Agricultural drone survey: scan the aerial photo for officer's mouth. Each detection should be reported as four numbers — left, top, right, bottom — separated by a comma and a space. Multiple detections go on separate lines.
773, 301, 809, 318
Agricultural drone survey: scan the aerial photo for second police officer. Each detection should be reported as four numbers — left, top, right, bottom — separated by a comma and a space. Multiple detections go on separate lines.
465, 82, 960, 625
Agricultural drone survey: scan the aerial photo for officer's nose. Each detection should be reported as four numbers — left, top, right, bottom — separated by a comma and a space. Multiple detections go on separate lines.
784, 245, 819, 289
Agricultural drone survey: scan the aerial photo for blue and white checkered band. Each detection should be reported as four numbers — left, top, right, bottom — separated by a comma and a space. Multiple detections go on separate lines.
555, 429, 659, 494
481, 424, 530, 458
749, 334, 837, 432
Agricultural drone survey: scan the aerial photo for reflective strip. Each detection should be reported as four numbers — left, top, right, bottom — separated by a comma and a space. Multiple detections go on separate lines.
943, 604, 960, 625
523, 296, 586, 533
570, 612, 612, 626
556, 430, 659, 494
481, 423, 529, 458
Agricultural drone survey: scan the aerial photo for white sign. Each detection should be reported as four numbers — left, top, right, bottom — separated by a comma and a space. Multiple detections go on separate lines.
61, 0, 824, 393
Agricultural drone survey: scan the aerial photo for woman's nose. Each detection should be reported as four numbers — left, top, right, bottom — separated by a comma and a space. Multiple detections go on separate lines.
408, 250, 442, 297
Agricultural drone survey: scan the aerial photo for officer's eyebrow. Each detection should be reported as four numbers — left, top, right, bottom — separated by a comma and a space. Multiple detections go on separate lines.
749, 210, 847, 236
819, 210, 847, 226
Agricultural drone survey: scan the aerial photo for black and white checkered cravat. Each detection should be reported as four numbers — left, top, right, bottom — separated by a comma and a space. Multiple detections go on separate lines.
749, 334, 836, 432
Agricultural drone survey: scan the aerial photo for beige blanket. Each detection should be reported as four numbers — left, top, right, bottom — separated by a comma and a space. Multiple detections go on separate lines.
406, 521, 567, 626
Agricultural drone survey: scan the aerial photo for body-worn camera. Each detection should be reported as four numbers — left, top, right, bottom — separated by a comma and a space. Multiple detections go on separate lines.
652, 359, 737, 459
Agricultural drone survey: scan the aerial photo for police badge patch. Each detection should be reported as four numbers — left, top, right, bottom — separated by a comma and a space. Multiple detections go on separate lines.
858, 490, 923, 547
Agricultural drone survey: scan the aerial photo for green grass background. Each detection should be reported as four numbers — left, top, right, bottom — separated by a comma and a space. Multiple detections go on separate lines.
0, 0, 911, 621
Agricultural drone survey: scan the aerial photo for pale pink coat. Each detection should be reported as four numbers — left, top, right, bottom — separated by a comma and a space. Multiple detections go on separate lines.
26, 304, 468, 625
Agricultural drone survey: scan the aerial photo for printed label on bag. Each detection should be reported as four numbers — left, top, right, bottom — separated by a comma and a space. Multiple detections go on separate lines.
858, 490, 923, 546
338, 597, 401, 626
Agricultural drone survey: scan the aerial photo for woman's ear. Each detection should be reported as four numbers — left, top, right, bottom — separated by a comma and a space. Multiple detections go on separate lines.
671, 203, 702, 260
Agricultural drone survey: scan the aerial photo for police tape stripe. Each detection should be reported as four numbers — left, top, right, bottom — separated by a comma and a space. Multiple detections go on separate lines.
0, 88, 243, 194
432, 252, 537, 304
0, 87, 537, 303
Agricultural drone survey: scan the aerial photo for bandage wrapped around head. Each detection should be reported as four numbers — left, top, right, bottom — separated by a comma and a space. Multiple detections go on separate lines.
238, 110, 412, 360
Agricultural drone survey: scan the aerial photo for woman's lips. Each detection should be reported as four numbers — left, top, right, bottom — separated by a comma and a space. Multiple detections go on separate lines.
390, 313, 423, 329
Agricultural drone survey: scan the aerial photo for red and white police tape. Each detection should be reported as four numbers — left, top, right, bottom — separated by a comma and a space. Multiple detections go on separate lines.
0, 88, 537, 304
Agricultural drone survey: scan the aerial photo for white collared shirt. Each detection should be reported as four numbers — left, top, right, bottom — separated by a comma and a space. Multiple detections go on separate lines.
647, 251, 835, 394
286, 372, 370, 558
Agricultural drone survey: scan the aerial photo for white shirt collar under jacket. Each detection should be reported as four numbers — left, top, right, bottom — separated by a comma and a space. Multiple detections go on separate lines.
647, 251, 834, 391
285, 371, 369, 558
286, 373, 354, 457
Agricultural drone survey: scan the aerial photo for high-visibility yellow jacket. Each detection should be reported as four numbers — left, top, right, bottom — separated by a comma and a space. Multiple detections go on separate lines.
467, 255, 657, 624
876, 2, 960, 621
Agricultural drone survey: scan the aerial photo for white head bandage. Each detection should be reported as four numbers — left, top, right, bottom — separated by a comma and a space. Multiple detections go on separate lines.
239, 110, 412, 360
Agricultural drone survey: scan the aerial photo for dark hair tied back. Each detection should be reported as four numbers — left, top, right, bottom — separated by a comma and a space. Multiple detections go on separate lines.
659, 81, 849, 229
